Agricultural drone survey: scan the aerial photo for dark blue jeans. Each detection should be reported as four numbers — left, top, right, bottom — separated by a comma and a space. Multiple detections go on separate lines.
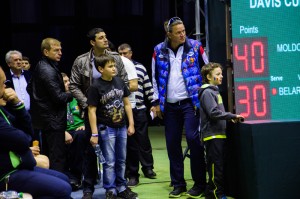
0, 167, 72, 199
164, 99, 206, 189
100, 125, 127, 195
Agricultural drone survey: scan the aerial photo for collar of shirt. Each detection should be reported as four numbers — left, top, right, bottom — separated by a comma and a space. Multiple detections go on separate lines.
10, 69, 24, 78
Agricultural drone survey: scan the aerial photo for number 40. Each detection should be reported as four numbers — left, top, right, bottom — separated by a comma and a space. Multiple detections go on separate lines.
234, 41, 265, 74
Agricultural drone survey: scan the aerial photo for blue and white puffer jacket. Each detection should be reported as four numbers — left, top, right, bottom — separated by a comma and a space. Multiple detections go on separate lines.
152, 38, 208, 112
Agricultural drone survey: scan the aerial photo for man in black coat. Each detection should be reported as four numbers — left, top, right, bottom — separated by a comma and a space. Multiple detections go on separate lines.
27, 38, 73, 173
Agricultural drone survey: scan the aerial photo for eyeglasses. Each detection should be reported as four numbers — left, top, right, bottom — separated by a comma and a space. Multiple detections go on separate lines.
167, 17, 182, 31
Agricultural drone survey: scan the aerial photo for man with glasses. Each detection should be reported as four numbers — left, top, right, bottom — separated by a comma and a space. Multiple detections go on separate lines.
151, 17, 209, 198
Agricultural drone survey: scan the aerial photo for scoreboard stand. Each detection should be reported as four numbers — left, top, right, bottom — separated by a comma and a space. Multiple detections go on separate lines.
219, 0, 300, 198
226, 120, 300, 199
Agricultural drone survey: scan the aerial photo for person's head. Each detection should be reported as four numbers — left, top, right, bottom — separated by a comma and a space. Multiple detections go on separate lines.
41, 38, 62, 62
5, 50, 23, 73
166, 17, 186, 48
201, 62, 223, 86
0, 66, 7, 100
94, 54, 116, 80
61, 72, 70, 91
21, 56, 31, 70
87, 28, 109, 51
118, 43, 133, 60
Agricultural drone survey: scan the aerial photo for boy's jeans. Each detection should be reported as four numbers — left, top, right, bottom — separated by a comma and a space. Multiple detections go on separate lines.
99, 125, 127, 194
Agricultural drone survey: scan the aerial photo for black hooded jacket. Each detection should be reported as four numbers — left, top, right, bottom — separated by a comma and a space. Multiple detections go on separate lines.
198, 84, 236, 141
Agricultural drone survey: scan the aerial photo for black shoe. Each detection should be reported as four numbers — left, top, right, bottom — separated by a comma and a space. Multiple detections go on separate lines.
143, 169, 157, 179
127, 177, 139, 187
169, 186, 187, 198
82, 192, 93, 199
70, 179, 81, 191
186, 184, 205, 198
106, 191, 120, 199
118, 187, 138, 199
126, 187, 138, 197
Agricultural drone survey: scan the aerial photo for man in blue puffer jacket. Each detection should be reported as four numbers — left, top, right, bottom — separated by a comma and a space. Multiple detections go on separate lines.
151, 17, 209, 198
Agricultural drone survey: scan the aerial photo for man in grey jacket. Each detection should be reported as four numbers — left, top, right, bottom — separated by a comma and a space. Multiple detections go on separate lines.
69, 28, 129, 199
70, 28, 128, 111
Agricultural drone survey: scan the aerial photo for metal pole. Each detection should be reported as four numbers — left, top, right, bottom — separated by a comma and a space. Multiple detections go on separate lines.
225, 1, 234, 113
204, 0, 209, 58
195, 0, 201, 41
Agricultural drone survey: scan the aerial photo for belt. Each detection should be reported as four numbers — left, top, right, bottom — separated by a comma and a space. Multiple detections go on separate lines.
167, 98, 191, 105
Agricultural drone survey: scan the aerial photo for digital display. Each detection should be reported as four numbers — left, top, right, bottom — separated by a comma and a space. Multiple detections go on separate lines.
231, 1, 300, 120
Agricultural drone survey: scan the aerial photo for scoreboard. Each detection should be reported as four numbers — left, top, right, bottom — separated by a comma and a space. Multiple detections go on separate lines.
231, 0, 300, 120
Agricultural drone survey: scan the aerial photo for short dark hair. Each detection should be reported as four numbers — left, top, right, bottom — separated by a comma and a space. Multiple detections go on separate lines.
87, 28, 104, 41
94, 54, 115, 72
61, 72, 68, 78
41, 38, 61, 54
22, 56, 30, 62
201, 62, 223, 84
118, 43, 132, 51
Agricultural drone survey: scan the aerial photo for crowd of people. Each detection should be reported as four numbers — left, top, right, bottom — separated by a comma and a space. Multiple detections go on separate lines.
0, 17, 243, 199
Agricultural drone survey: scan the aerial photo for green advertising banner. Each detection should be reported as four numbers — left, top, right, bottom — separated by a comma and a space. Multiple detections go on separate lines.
231, 0, 300, 120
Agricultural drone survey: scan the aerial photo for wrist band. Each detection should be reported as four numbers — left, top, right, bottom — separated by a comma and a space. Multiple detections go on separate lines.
13, 101, 23, 107
91, 133, 98, 137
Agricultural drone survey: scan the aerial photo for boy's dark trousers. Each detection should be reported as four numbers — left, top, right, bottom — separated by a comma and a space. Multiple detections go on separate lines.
204, 138, 226, 199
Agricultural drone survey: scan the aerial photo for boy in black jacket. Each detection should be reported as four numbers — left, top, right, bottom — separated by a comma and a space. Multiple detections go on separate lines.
198, 62, 244, 199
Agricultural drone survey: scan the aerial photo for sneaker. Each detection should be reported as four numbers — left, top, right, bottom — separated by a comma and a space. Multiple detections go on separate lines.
169, 186, 187, 198
127, 177, 139, 187
118, 187, 138, 199
143, 169, 157, 179
82, 192, 93, 199
186, 184, 205, 198
106, 191, 119, 199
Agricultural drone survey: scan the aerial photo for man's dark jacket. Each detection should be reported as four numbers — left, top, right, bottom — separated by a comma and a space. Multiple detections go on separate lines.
0, 104, 35, 181
27, 56, 72, 130
5, 70, 31, 89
